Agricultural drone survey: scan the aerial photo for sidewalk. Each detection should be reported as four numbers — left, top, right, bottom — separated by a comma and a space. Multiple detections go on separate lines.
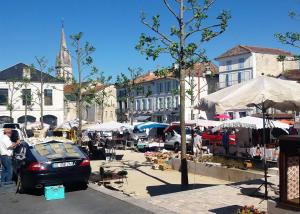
90, 150, 278, 213
90, 150, 229, 198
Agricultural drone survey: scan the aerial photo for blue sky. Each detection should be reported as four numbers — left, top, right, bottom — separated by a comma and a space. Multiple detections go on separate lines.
0, 0, 299, 79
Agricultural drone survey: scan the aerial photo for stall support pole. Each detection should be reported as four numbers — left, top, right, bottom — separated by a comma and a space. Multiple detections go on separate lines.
262, 102, 268, 199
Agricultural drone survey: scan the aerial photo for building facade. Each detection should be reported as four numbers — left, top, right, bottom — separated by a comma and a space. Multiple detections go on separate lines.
215, 45, 299, 119
64, 83, 117, 123
117, 62, 218, 123
0, 63, 64, 126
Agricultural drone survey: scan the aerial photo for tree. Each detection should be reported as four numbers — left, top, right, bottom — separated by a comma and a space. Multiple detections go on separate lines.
275, 10, 300, 61
69, 32, 97, 145
94, 71, 113, 123
136, 0, 230, 188
6, 79, 21, 122
19, 70, 33, 130
115, 67, 144, 125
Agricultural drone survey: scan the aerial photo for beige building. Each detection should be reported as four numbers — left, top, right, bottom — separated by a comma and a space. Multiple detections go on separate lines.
64, 83, 117, 123
215, 45, 299, 119
216, 45, 298, 89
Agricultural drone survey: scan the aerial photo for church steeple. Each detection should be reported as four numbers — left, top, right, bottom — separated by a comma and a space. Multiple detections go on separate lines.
56, 20, 73, 84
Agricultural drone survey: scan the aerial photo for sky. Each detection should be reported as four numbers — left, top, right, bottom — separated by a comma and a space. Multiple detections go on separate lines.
0, 0, 299, 80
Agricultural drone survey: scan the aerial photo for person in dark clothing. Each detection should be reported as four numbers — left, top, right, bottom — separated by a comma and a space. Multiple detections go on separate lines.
222, 129, 229, 155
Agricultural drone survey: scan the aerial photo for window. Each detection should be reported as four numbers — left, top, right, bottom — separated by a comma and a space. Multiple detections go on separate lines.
226, 60, 232, 71
159, 98, 164, 109
238, 58, 244, 69
175, 96, 179, 108
44, 89, 53, 106
148, 98, 152, 110
238, 72, 245, 83
105, 111, 108, 119
166, 82, 171, 92
227, 112, 234, 119
239, 111, 247, 118
167, 97, 172, 109
225, 74, 229, 87
0, 89, 8, 105
22, 89, 31, 106
173, 80, 179, 89
159, 83, 164, 93
110, 111, 113, 118
137, 100, 141, 111
142, 99, 147, 110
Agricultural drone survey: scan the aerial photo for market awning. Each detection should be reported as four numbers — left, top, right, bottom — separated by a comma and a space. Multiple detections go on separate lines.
212, 116, 289, 132
135, 122, 168, 130
134, 115, 151, 122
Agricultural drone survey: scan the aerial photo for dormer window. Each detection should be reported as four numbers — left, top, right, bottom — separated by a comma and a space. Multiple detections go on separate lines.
238, 58, 245, 69
23, 67, 31, 79
226, 60, 232, 71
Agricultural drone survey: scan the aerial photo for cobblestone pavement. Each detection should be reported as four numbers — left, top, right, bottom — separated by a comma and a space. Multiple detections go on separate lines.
146, 175, 279, 214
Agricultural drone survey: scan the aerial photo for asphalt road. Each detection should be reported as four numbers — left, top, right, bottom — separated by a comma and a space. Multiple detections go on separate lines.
0, 185, 152, 214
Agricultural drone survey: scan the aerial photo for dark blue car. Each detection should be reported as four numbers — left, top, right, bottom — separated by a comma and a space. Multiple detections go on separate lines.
12, 140, 91, 193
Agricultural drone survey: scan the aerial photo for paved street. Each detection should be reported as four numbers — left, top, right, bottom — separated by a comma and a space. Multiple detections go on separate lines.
0, 185, 152, 214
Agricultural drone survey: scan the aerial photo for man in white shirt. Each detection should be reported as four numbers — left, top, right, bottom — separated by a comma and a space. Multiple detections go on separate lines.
0, 128, 19, 185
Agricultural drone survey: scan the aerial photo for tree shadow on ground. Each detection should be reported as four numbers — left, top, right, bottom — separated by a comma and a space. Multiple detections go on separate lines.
146, 183, 215, 197
208, 205, 242, 214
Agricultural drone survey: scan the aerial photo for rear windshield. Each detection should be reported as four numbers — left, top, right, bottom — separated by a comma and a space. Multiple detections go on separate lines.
34, 142, 81, 159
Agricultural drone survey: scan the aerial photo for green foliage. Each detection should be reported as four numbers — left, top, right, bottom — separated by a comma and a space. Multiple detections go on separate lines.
115, 67, 143, 102
275, 9, 300, 61
136, 0, 231, 68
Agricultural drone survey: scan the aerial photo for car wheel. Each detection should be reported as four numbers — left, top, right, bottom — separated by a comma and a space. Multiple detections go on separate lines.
174, 142, 180, 153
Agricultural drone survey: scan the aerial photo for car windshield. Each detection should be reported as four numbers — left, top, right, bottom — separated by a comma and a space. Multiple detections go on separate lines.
34, 142, 81, 159
133, 128, 145, 134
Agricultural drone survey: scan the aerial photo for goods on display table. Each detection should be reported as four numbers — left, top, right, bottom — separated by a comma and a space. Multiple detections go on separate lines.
145, 150, 173, 171
137, 139, 164, 151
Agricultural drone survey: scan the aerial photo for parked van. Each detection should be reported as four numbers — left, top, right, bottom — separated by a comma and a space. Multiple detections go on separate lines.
164, 125, 193, 152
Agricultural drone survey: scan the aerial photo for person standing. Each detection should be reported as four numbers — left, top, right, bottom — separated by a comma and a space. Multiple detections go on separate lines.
222, 129, 229, 155
193, 131, 202, 157
0, 128, 19, 185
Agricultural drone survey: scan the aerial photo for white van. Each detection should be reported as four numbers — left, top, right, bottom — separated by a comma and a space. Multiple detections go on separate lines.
164, 126, 192, 152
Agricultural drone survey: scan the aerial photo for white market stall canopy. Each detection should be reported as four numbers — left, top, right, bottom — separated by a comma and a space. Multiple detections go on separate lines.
85, 121, 133, 132
57, 119, 87, 129
199, 76, 300, 113
186, 119, 222, 127
212, 116, 289, 132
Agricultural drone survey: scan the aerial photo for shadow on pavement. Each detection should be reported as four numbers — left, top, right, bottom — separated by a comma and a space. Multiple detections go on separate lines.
208, 205, 242, 214
146, 183, 215, 197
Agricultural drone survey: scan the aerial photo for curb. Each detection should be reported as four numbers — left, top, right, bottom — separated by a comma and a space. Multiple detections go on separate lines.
88, 183, 175, 214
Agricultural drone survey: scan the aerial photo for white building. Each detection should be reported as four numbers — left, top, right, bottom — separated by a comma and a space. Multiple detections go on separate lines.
215, 45, 299, 119
117, 62, 218, 123
0, 63, 65, 126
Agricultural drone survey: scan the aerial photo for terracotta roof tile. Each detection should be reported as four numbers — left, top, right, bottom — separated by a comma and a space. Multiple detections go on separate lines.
128, 62, 218, 85
216, 45, 294, 60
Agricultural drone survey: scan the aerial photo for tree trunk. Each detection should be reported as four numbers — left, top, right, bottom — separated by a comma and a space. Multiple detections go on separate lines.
24, 84, 28, 130
179, 0, 188, 188
40, 82, 44, 129
130, 99, 133, 125
77, 40, 83, 146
